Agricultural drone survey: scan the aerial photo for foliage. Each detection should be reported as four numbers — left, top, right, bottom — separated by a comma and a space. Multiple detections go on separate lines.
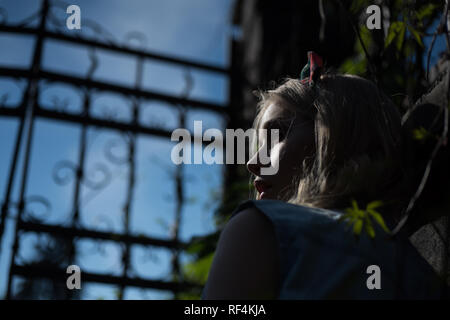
339, 200, 391, 238
412, 126, 430, 141
336, 1, 445, 241
183, 252, 215, 285
339, 0, 442, 107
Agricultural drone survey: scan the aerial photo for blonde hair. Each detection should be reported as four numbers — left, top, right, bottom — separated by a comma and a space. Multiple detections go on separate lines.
252, 73, 409, 219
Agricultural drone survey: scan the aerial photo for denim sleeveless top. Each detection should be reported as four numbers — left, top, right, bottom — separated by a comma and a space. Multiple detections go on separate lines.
204, 199, 447, 299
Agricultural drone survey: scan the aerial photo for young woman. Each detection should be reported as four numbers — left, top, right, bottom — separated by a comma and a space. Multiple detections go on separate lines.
202, 52, 448, 299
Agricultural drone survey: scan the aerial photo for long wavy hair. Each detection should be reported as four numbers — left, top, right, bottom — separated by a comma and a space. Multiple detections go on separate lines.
251, 73, 412, 224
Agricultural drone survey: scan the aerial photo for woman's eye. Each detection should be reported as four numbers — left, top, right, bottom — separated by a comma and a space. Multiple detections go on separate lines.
258, 120, 291, 150
266, 124, 289, 148
273, 125, 288, 142
278, 126, 288, 140
267, 130, 284, 149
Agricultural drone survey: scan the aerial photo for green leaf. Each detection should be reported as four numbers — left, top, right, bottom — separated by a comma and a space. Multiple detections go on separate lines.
351, 199, 361, 213
403, 41, 416, 58
365, 217, 376, 238
183, 252, 215, 285
185, 241, 205, 255
176, 292, 201, 300
366, 200, 383, 211
342, 199, 386, 238
339, 56, 366, 75
353, 219, 363, 236
412, 126, 429, 141
367, 209, 391, 234
346, 201, 365, 219
385, 21, 406, 49
416, 4, 439, 20
359, 25, 372, 51
396, 22, 406, 51
406, 24, 423, 47
385, 22, 399, 49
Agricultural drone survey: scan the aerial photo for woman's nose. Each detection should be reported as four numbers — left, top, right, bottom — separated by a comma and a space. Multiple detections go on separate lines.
246, 159, 260, 176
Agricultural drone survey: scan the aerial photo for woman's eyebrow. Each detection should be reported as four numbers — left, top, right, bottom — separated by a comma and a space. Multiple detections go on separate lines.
262, 118, 292, 130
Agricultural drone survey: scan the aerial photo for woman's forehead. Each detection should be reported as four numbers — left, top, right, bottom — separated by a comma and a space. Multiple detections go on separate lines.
260, 100, 295, 125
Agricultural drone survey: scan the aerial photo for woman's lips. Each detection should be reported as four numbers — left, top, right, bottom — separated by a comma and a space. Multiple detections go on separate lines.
254, 180, 272, 199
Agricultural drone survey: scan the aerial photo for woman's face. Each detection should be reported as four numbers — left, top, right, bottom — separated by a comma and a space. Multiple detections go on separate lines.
247, 97, 315, 200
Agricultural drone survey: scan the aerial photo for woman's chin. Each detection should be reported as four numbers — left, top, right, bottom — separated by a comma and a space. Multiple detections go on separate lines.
258, 191, 275, 200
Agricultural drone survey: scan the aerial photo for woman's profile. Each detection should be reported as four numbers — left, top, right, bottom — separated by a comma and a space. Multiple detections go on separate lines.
202, 52, 449, 300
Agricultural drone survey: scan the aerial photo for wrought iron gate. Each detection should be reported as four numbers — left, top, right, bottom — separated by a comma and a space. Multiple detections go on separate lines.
0, 0, 229, 299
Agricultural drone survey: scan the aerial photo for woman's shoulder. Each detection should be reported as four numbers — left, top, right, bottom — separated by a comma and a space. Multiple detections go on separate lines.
230, 199, 402, 260
231, 199, 344, 234
230, 199, 359, 256
202, 204, 279, 299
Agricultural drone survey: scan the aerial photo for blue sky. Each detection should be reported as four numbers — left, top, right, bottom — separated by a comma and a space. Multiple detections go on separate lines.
0, 0, 234, 299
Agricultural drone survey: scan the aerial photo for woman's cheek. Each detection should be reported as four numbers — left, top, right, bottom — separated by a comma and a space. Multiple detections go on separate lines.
282, 137, 305, 169
270, 142, 284, 170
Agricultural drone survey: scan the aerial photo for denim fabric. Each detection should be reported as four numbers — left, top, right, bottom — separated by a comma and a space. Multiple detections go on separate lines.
218, 199, 446, 299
